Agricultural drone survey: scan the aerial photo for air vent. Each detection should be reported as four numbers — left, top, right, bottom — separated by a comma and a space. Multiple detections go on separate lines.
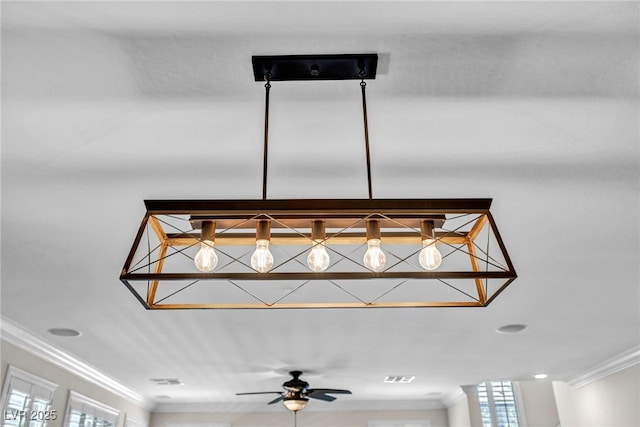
383, 376, 415, 384
150, 378, 183, 386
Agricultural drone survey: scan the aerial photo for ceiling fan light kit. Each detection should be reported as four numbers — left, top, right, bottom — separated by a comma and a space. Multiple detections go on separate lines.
282, 398, 308, 412
120, 54, 517, 309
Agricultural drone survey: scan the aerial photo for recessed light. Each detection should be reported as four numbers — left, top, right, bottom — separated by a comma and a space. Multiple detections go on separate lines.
150, 378, 183, 386
496, 324, 528, 334
533, 373, 548, 379
384, 376, 415, 384
47, 328, 81, 337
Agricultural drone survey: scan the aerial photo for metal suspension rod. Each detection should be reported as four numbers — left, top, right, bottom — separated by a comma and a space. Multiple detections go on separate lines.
262, 73, 271, 200
360, 74, 373, 199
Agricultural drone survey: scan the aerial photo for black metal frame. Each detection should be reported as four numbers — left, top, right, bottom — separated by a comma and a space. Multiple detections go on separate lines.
120, 198, 517, 310
142, 198, 492, 215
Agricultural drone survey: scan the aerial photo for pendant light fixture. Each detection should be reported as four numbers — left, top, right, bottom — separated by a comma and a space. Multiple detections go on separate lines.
120, 53, 517, 309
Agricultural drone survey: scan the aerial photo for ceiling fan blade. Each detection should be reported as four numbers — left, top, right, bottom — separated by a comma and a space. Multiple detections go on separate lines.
236, 391, 283, 396
307, 393, 336, 402
308, 388, 352, 395
267, 395, 285, 405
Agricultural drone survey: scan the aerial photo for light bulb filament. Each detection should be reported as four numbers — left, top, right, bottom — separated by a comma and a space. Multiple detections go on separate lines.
251, 239, 274, 273
307, 239, 330, 272
194, 240, 218, 272
419, 238, 442, 271
363, 238, 386, 272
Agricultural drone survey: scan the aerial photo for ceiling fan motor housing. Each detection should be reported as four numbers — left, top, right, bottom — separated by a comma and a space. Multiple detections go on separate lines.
283, 372, 309, 392
284, 382, 308, 392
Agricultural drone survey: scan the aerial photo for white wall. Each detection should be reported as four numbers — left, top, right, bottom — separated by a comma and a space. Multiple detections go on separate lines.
446, 394, 471, 427
553, 364, 640, 427
1, 340, 151, 427
455, 385, 483, 427
518, 382, 560, 427
150, 409, 449, 427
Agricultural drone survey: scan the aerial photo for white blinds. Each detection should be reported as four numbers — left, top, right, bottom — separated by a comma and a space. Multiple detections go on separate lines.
1, 366, 58, 427
63, 392, 119, 427
478, 381, 520, 427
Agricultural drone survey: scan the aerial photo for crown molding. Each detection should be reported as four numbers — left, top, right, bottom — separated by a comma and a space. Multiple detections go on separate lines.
441, 387, 466, 408
566, 345, 640, 388
0, 316, 153, 410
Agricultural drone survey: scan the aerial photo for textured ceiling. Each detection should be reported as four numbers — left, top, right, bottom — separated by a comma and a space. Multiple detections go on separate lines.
1, 1, 638, 412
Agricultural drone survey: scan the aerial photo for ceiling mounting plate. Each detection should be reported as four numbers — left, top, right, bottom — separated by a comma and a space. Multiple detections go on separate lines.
252, 54, 378, 81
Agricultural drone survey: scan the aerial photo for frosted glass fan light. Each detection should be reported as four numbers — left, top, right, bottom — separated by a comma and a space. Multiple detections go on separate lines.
307, 220, 330, 272
194, 221, 218, 272
251, 220, 274, 273
363, 219, 386, 272
283, 398, 308, 412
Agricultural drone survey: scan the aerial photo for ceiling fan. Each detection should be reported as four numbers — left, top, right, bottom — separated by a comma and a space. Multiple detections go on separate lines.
236, 370, 352, 412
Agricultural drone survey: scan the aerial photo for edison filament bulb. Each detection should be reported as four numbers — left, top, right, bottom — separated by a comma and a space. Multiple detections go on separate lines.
307, 220, 330, 272
251, 220, 274, 273
251, 239, 274, 273
363, 238, 386, 272
194, 221, 218, 272
419, 238, 442, 271
364, 219, 386, 272
307, 240, 330, 272
194, 240, 218, 272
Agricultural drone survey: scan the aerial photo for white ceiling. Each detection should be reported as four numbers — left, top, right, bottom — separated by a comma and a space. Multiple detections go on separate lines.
1, 0, 638, 412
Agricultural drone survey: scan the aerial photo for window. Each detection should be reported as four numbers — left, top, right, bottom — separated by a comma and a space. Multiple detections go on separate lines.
1, 366, 58, 427
63, 392, 119, 427
477, 381, 521, 427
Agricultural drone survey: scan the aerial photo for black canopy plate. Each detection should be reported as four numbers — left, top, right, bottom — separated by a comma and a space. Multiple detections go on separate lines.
252, 54, 378, 81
